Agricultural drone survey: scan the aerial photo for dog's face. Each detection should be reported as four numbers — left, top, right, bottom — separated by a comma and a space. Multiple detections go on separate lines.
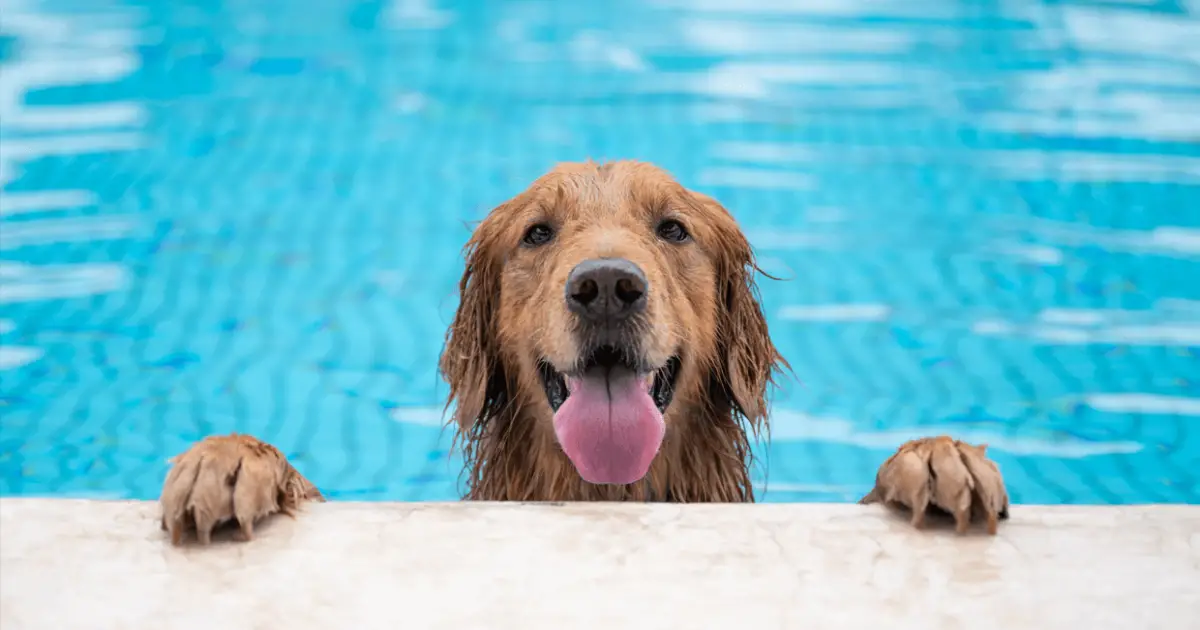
442, 161, 780, 487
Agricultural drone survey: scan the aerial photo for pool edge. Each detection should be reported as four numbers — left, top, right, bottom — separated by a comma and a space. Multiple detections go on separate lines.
2, 498, 1197, 629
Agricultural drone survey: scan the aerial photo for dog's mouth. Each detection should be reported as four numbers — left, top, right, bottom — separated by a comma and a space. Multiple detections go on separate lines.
538, 346, 681, 414
538, 346, 680, 485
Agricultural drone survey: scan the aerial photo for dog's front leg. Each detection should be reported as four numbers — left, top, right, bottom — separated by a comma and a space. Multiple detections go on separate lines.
860, 436, 1010, 535
159, 433, 323, 546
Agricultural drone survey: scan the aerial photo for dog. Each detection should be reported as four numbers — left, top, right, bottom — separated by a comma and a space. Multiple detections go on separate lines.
160, 160, 1009, 545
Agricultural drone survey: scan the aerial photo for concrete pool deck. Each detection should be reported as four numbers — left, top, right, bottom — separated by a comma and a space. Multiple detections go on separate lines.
1, 500, 1197, 630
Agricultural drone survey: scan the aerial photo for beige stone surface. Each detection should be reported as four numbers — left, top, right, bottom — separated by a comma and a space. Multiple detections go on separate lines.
1, 499, 1197, 630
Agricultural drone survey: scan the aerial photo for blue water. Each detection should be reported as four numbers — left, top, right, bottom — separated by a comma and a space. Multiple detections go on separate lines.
1, 0, 1198, 504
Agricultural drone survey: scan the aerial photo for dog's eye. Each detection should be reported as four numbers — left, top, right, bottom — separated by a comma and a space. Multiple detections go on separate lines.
656, 219, 689, 243
522, 224, 555, 247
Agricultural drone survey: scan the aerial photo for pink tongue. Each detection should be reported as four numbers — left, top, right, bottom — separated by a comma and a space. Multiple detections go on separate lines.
552, 370, 665, 485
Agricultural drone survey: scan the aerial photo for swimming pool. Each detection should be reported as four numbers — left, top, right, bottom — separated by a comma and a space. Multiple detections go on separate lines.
2, 0, 1198, 505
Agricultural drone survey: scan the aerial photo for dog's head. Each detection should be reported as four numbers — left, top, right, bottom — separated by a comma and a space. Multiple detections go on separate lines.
441, 161, 784, 488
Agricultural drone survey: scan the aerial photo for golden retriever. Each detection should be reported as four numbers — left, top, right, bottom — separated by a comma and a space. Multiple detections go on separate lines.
160, 161, 1009, 545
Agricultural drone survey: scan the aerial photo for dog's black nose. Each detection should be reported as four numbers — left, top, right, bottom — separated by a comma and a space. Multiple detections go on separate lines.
566, 258, 648, 322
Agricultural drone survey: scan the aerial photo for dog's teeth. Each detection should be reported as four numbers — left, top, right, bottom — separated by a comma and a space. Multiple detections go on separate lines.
642, 374, 654, 391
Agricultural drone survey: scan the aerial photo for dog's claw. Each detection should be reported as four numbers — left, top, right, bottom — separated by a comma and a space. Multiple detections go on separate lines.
159, 433, 322, 546
861, 436, 1010, 535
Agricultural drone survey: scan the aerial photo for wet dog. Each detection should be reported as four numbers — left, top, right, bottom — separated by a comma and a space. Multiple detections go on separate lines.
160, 161, 1008, 544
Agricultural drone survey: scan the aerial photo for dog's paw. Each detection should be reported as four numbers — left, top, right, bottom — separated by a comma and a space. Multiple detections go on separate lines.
159, 433, 322, 546
859, 436, 1010, 535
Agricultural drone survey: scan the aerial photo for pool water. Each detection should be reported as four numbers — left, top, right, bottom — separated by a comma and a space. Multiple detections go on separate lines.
2, 0, 1198, 504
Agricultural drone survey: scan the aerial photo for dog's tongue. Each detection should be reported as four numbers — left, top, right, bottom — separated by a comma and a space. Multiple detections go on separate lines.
552, 369, 665, 485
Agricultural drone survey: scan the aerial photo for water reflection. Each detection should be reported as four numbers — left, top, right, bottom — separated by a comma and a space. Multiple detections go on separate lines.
0, 0, 144, 316
0, 0, 1197, 504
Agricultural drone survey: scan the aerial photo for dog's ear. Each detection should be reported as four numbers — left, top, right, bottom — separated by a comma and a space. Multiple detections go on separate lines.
690, 192, 787, 426
440, 205, 512, 432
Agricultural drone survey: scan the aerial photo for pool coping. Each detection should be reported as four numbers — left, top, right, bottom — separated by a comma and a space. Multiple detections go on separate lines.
2, 498, 1197, 629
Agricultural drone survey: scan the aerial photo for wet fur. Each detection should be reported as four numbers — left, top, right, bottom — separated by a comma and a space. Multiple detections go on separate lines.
859, 436, 1010, 535
159, 161, 1013, 543
439, 161, 788, 502
160, 434, 323, 545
